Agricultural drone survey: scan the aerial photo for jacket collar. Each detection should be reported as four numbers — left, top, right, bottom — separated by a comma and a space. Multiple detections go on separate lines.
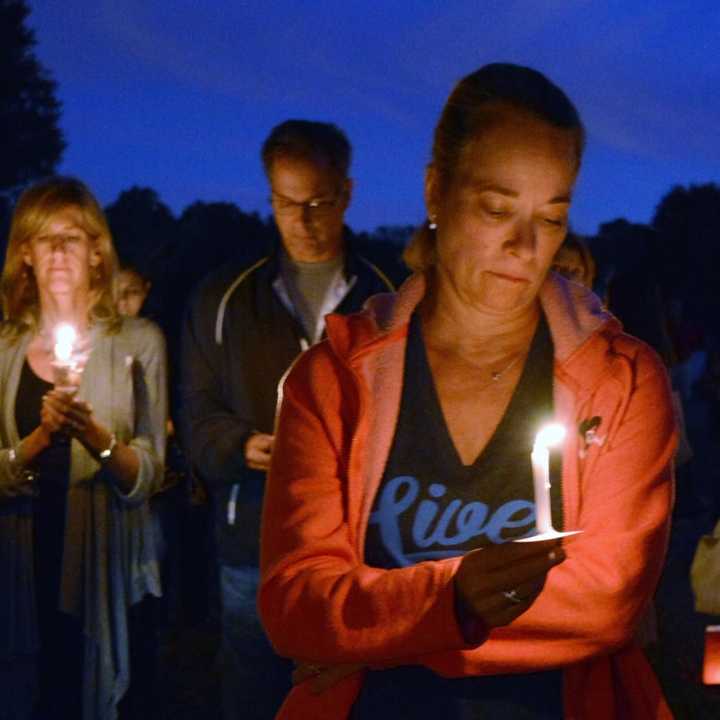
326, 272, 627, 554
325, 271, 622, 394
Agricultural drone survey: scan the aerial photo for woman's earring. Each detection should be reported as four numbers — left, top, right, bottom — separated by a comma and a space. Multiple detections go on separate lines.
428, 216, 437, 230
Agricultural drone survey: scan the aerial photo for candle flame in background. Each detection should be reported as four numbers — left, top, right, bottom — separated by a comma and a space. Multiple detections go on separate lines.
54, 323, 77, 364
534, 423, 566, 450
703, 626, 720, 684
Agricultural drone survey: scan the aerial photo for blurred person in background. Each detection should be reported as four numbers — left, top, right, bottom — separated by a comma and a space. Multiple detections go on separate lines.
0, 177, 167, 720
116, 263, 152, 319
551, 231, 595, 288
115, 261, 188, 635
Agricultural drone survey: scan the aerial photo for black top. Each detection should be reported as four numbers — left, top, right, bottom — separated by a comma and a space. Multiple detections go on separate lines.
15, 362, 83, 720
358, 313, 563, 719
16, 360, 71, 492
15, 361, 72, 613
365, 312, 562, 567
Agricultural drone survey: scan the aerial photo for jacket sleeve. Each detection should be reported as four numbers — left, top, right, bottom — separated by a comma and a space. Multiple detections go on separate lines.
179, 285, 253, 488
259, 347, 471, 665
113, 320, 168, 505
0, 449, 35, 501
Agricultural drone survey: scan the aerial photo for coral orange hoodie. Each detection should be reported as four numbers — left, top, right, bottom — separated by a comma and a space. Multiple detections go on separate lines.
259, 273, 677, 719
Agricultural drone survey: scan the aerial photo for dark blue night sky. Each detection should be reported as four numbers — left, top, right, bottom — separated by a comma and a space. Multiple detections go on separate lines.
27, 0, 720, 235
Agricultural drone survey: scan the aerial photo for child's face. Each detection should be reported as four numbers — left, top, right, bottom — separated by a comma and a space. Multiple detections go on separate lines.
117, 269, 150, 317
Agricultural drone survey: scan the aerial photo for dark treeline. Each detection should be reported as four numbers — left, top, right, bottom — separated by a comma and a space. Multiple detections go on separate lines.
100, 180, 720, 382
3, 177, 720, 380
3, 0, 720, 366
590, 182, 720, 324
587, 182, 720, 366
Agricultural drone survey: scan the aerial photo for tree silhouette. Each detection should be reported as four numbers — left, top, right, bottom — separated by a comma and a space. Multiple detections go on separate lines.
652, 183, 720, 321
175, 200, 270, 282
0, 0, 65, 200
351, 226, 411, 287
105, 186, 177, 272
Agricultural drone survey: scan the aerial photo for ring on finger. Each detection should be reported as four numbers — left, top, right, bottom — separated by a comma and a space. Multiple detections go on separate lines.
502, 588, 522, 605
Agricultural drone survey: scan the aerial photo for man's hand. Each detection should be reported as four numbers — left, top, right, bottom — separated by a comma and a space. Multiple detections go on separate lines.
245, 433, 274, 471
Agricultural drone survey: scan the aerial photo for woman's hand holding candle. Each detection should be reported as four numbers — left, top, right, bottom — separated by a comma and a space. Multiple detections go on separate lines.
454, 538, 565, 632
41, 391, 139, 492
40, 389, 79, 438
42, 392, 102, 447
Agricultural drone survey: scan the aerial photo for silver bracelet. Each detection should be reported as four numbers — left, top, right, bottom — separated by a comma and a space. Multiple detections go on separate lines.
8, 445, 35, 483
8, 445, 21, 474
98, 433, 118, 465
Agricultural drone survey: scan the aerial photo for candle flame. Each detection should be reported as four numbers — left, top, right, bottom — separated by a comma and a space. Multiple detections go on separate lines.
54, 323, 77, 364
535, 423, 566, 450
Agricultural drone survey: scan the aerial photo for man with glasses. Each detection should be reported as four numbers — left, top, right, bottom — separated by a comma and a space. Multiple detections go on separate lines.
180, 119, 394, 719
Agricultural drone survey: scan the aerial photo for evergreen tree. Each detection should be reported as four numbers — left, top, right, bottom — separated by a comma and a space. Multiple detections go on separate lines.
105, 186, 177, 272
652, 183, 720, 320
0, 0, 65, 201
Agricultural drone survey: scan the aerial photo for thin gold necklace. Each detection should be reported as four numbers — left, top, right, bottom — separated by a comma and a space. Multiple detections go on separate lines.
490, 353, 522, 382
462, 351, 525, 394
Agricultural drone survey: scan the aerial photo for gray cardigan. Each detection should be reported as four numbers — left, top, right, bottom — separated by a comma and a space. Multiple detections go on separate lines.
0, 316, 167, 720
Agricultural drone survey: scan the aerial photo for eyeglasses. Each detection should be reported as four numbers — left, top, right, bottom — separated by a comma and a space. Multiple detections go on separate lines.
270, 190, 344, 218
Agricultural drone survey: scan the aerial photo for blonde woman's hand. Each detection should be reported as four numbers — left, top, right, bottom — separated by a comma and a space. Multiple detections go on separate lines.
43, 395, 106, 458
62, 398, 94, 438
57, 399, 140, 493
40, 389, 78, 437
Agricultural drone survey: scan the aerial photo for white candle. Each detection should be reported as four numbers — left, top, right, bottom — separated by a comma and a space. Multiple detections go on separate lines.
531, 423, 566, 534
52, 323, 79, 391
53, 323, 76, 364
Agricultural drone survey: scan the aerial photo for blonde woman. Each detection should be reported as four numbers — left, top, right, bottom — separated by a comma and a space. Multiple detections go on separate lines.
0, 177, 167, 719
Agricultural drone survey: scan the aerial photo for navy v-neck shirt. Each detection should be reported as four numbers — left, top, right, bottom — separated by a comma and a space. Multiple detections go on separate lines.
365, 312, 562, 567
357, 312, 564, 719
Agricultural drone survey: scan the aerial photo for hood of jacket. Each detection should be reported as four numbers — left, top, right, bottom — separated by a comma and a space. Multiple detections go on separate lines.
325, 270, 619, 379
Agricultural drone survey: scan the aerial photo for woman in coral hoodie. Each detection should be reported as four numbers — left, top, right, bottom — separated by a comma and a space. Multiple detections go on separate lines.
259, 64, 676, 719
